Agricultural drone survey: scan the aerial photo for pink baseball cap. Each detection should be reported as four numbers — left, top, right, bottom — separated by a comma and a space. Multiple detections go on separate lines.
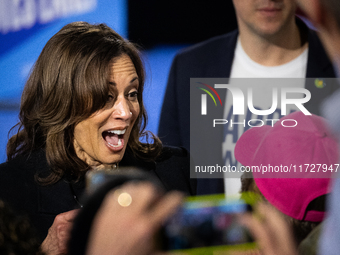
235, 111, 339, 222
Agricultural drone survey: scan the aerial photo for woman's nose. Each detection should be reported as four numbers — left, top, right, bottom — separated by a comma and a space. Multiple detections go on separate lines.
112, 98, 131, 120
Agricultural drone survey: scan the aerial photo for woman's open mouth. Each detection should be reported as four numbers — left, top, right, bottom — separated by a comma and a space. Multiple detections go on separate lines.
102, 128, 126, 150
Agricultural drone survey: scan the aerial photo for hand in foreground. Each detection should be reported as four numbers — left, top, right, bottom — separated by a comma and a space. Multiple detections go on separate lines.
86, 182, 184, 255
240, 202, 298, 255
41, 209, 79, 255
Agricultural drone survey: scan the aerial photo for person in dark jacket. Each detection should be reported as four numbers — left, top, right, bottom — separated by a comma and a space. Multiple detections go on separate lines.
0, 22, 196, 255
158, 0, 337, 196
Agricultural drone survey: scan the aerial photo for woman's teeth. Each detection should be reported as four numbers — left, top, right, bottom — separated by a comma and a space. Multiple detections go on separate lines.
107, 139, 122, 147
107, 128, 126, 135
103, 128, 126, 148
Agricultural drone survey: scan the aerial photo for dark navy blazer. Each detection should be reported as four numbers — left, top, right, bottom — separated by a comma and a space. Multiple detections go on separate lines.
158, 21, 337, 195
0, 146, 196, 240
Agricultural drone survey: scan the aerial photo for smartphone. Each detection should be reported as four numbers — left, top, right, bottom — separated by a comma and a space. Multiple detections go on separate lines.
85, 167, 164, 195
86, 170, 257, 254
161, 194, 257, 254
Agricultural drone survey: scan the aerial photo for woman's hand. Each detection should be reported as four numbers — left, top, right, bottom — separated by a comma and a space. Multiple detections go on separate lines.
86, 182, 184, 255
41, 209, 79, 255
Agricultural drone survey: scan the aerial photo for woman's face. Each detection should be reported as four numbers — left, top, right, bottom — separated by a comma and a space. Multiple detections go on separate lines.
73, 55, 140, 168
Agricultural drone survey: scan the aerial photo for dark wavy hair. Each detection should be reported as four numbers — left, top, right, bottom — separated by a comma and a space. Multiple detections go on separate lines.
7, 22, 162, 185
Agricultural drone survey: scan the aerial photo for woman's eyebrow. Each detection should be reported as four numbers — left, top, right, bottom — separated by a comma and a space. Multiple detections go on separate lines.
108, 77, 139, 86
130, 77, 139, 83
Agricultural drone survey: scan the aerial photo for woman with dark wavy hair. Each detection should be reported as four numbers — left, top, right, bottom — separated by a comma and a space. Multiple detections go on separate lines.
0, 22, 195, 254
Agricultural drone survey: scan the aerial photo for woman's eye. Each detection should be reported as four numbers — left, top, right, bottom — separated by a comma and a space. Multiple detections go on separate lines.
107, 95, 114, 102
106, 95, 115, 106
128, 91, 138, 101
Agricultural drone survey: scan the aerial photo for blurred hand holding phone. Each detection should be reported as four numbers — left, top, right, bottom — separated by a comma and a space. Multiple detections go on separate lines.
162, 194, 258, 255
84, 169, 259, 255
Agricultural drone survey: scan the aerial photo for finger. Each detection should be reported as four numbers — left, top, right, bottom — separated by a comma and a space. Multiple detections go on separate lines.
257, 203, 294, 244
62, 209, 80, 222
58, 232, 71, 252
239, 213, 277, 255
57, 223, 74, 253
146, 191, 184, 227
257, 203, 297, 253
